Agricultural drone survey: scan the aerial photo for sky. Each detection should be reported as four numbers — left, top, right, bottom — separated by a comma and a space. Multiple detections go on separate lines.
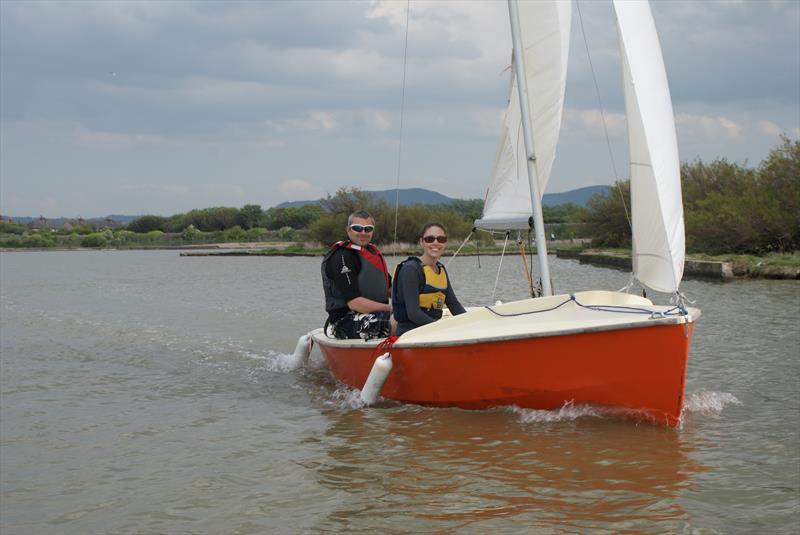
1, 0, 798, 218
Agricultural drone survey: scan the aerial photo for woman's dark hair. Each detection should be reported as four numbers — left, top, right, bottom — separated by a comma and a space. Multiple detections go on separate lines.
420, 222, 447, 239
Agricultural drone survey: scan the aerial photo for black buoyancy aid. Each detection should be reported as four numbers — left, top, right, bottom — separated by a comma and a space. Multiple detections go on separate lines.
321, 240, 390, 313
391, 257, 449, 323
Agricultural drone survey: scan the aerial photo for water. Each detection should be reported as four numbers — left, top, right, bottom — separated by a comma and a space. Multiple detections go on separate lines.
1, 250, 798, 534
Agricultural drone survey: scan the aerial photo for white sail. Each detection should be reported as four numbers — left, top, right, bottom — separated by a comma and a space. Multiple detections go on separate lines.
475, 1, 571, 231
614, 0, 685, 293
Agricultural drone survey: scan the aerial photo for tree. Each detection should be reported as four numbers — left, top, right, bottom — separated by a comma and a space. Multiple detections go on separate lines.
543, 203, 586, 224
182, 207, 239, 231
582, 181, 631, 247
309, 188, 389, 244
756, 135, 800, 251
263, 204, 324, 230
237, 204, 263, 230
447, 199, 484, 221
319, 187, 388, 216
127, 215, 166, 233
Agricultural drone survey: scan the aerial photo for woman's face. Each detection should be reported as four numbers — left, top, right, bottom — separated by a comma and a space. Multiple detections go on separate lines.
420, 226, 448, 259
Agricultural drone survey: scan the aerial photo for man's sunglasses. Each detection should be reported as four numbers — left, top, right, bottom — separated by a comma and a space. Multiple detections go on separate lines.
349, 224, 375, 233
422, 235, 447, 243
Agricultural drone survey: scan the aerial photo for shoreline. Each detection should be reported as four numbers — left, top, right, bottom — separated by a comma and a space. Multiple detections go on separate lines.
2, 245, 797, 280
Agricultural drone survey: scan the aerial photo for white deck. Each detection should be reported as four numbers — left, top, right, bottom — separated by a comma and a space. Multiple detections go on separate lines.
313, 291, 700, 349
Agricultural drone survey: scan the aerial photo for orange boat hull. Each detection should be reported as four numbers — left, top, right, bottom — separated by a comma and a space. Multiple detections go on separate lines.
317, 322, 693, 426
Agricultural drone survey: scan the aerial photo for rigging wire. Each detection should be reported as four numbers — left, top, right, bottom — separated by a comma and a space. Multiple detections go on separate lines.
445, 231, 473, 268
491, 232, 511, 303
575, 0, 632, 232
392, 0, 411, 254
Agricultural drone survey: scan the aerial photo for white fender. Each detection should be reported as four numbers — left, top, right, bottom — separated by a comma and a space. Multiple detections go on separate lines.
286, 334, 312, 370
360, 352, 393, 405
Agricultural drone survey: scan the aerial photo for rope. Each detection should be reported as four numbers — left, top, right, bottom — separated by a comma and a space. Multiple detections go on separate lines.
517, 235, 534, 297
371, 335, 398, 360
392, 0, 411, 254
445, 230, 473, 268
476, 231, 480, 268
491, 232, 510, 303
484, 294, 688, 319
576, 0, 631, 232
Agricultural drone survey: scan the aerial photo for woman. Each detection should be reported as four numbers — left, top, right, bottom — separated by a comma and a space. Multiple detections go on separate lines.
392, 222, 467, 336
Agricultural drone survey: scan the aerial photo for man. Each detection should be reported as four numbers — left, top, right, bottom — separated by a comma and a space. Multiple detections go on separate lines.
321, 210, 395, 339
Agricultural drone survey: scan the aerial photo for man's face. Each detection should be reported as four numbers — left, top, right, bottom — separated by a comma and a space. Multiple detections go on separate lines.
346, 216, 375, 247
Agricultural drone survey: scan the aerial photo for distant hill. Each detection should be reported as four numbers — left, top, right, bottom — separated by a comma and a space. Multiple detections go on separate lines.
276, 185, 610, 209
542, 185, 611, 207
3, 186, 611, 224
276, 188, 455, 208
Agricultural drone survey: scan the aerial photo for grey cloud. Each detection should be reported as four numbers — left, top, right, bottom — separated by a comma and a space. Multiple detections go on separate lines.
0, 0, 797, 216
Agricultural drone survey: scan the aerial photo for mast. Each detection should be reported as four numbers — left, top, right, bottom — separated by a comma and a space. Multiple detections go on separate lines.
507, 0, 552, 296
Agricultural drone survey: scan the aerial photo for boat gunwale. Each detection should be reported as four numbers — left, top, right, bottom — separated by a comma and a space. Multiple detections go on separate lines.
311, 306, 700, 350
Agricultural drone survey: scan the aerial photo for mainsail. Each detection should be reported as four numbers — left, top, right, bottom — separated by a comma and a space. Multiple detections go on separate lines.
614, 0, 685, 293
474, 1, 571, 231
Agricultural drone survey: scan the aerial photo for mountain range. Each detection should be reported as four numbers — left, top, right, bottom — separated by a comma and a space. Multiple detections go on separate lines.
276, 185, 610, 209
4, 186, 610, 222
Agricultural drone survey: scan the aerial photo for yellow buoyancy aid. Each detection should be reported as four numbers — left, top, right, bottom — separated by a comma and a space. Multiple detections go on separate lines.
418, 264, 448, 310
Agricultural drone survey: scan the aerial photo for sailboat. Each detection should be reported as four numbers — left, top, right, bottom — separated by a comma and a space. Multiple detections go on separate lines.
310, 0, 700, 426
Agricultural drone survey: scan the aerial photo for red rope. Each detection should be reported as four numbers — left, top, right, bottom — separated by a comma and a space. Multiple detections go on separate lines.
371, 335, 398, 360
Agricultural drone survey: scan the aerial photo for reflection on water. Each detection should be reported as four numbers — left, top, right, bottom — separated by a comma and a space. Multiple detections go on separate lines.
315, 407, 706, 533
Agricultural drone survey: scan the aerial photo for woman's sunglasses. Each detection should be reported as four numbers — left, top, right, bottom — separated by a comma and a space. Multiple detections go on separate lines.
349, 224, 375, 233
422, 235, 447, 244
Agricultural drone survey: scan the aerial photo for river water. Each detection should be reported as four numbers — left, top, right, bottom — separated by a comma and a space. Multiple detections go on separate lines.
1, 250, 798, 534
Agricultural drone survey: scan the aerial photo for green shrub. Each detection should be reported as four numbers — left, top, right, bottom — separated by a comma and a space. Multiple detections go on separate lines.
146, 230, 164, 242
181, 224, 202, 242
0, 221, 27, 235
246, 227, 268, 241
223, 225, 246, 242
0, 235, 22, 247
21, 232, 56, 248
81, 233, 108, 248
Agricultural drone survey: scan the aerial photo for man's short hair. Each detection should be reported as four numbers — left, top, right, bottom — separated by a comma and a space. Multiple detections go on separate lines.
347, 210, 373, 225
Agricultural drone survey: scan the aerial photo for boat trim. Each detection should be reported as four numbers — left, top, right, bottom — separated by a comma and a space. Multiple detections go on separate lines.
312, 306, 699, 350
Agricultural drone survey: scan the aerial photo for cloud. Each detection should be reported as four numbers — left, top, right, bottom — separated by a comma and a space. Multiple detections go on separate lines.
277, 179, 323, 200
176, 77, 279, 104
200, 184, 245, 204
120, 183, 191, 195
563, 108, 627, 137
266, 109, 392, 134
268, 112, 337, 133
0, 0, 796, 216
71, 126, 175, 148
0, 194, 60, 217
676, 113, 743, 141
758, 120, 783, 137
